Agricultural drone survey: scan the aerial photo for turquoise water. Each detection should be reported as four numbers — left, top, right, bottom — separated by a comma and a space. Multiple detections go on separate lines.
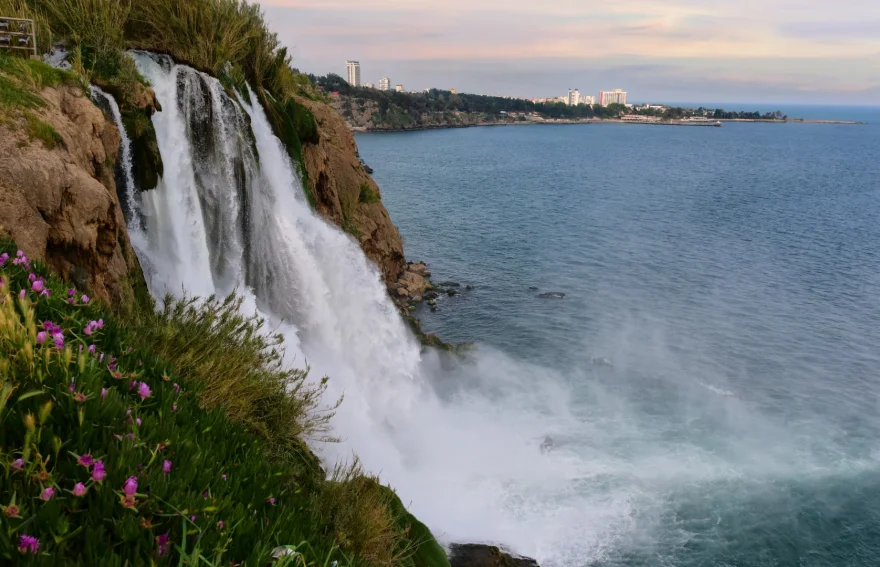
358, 113, 880, 566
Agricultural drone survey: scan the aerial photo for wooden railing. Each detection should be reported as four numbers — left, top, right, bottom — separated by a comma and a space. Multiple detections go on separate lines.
0, 17, 38, 58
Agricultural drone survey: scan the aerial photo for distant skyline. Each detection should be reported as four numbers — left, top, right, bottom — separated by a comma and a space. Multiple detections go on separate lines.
259, 0, 880, 105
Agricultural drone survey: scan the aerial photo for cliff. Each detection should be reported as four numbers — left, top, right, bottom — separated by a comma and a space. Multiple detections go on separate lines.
0, 61, 142, 305
297, 94, 407, 283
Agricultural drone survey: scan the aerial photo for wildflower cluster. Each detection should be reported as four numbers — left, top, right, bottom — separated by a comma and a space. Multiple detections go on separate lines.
0, 244, 334, 565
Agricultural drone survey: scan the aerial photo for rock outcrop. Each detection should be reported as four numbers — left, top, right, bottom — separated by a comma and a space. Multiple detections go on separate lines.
0, 84, 142, 305
296, 95, 406, 284
448, 544, 540, 567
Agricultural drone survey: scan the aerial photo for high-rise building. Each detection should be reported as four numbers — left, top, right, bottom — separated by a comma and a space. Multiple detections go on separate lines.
364, 82, 375, 89
599, 89, 627, 106
567, 89, 581, 106
378, 77, 391, 91
346, 60, 361, 87
394, 84, 405, 92
581, 95, 596, 105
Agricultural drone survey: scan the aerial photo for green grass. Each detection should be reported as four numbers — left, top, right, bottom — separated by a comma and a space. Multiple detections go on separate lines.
24, 110, 64, 148
0, 239, 438, 566
358, 183, 381, 204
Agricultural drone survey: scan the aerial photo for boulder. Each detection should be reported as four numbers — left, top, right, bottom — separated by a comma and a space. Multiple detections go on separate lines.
0, 83, 143, 305
448, 544, 539, 567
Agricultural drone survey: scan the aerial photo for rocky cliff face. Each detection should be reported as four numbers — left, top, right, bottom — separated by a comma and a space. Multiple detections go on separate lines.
296, 95, 406, 284
0, 83, 141, 305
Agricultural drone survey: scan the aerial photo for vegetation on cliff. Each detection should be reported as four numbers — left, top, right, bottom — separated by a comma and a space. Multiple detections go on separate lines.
0, 239, 448, 566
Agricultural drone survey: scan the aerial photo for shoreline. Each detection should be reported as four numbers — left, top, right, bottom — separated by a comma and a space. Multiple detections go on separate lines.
351, 117, 864, 133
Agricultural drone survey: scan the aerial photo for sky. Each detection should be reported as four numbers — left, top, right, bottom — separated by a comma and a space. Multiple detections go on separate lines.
259, 0, 880, 105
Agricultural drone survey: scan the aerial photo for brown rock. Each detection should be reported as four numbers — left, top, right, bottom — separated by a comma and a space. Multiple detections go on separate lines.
449, 544, 539, 567
0, 84, 142, 305
296, 95, 405, 284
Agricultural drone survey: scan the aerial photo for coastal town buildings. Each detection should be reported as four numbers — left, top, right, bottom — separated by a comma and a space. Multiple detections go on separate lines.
395, 84, 405, 92
582, 95, 596, 105
346, 60, 361, 87
599, 89, 627, 105
364, 82, 374, 89
378, 77, 391, 91
567, 89, 581, 106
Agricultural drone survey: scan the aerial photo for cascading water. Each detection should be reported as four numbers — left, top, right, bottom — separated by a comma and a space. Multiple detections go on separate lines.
121, 52, 595, 565
89, 85, 142, 232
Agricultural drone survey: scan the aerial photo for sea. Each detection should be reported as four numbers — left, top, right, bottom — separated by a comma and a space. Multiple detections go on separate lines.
355, 106, 880, 566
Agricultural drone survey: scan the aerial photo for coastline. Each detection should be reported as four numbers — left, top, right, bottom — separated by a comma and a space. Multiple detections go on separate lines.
351, 117, 864, 133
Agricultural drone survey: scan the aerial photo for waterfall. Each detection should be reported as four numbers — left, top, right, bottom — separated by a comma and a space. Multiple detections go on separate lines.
122, 52, 588, 566
90, 85, 142, 231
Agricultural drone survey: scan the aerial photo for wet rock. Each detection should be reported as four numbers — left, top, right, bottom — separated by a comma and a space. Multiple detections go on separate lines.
439, 281, 460, 287
449, 544, 540, 567
447, 289, 458, 296
466, 285, 473, 290
538, 292, 565, 299
430, 305, 438, 312
427, 299, 437, 306
425, 291, 440, 300
528, 286, 539, 291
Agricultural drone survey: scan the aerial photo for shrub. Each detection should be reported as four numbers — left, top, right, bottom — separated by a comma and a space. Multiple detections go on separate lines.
358, 183, 380, 204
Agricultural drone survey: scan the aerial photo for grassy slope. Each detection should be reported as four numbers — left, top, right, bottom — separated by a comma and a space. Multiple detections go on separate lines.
0, 238, 446, 566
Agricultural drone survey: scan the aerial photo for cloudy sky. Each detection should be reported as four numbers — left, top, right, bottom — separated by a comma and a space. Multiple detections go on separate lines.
260, 0, 880, 105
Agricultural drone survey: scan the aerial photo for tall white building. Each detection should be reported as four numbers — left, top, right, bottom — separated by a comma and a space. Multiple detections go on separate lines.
378, 77, 391, 91
394, 84, 405, 92
581, 95, 596, 105
567, 89, 581, 106
345, 60, 361, 87
599, 89, 627, 106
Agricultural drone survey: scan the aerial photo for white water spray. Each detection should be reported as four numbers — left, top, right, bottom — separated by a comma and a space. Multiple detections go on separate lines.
123, 53, 605, 565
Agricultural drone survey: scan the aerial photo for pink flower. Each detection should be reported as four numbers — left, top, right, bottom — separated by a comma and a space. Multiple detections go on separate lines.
101, 388, 107, 399
221, 474, 227, 481
138, 382, 151, 399
40, 487, 55, 501
136, 418, 142, 426
121, 494, 136, 508
18, 289, 26, 299
31, 280, 44, 293
40, 288, 50, 298
81, 294, 90, 303
36, 331, 47, 344
11, 458, 24, 471
4, 504, 19, 517
77, 454, 94, 468
91, 461, 106, 482
171, 404, 178, 411
74, 392, 87, 403
53, 335, 64, 349
98, 319, 104, 329
266, 497, 276, 505
157, 533, 170, 556
173, 383, 180, 393
191, 515, 197, 522
217, 520, 224, 529
73, 482, 87, 497
162, 460, 172, 474
0, 252, 7, 266
68, 288, 76, 297
28, 273, 36, 282
129, 381, 137, 391
123, 477, 137, 496
88, 344, 96, 354
18, 535, 39, 554
69, 382, 76, 392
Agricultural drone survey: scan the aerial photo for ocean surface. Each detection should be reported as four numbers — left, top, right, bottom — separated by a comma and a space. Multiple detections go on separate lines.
356, 110, 880, 566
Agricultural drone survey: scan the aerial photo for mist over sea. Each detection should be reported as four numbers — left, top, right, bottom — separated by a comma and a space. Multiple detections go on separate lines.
357, 110, 880, 566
